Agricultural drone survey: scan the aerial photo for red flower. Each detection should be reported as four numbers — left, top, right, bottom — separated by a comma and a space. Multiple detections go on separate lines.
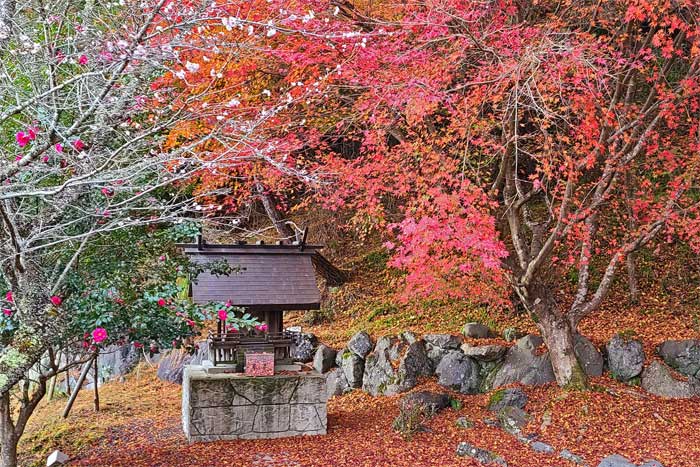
2, 309, 11, 317
78, 54, 88, 65
101, 187, 114, 197
92, 327, 107, 343
15, 132, 30, 147
73, 139, 85, 151
157, 298, 166, 307
50, 295, 62, 306
5, 291, 13, 303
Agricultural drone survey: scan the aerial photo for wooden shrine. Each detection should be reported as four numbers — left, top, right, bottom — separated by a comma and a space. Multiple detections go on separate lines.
178, 236, 346, 367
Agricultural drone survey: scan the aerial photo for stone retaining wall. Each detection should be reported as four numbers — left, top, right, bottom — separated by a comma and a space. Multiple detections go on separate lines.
182, 365, 328, 441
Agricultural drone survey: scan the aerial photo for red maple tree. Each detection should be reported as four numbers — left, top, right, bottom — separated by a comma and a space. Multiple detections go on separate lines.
168, 0, 700, 386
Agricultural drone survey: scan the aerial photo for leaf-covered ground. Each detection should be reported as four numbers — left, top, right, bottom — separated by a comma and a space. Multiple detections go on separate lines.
20, 247, 700, 467
20, 365, 700, 467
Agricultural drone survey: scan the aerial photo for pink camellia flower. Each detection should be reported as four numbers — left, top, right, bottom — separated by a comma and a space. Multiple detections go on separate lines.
185, 319, 195, 327
92, 327, 108, 343
217, 309, 228, 322
78, 54, 88, 65
133, 341, 143, 349
50, 295, 62, 306
55, 143, 63, 153
157, 298, 166, 307
55, 50, 65, 63
42, 156, 50, 163
15, 155, 22, 161
5, 291, 13, 302
2, 309, 12, 317
101, 187, 114, 197
27, 126, 37, 140
16, 131, 30, 147
73, 138, 85, 151
158, 255, 166, 262
255, 323, 268, 332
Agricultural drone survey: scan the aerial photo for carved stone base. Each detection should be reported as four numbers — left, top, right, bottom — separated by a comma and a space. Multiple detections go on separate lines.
182, 365, 328, 441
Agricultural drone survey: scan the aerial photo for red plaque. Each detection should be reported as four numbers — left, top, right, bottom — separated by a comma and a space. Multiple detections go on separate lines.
245, 352, 275, 376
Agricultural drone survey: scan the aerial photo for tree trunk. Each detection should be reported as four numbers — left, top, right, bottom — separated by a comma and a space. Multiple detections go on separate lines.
0, 393, 18, 467
255, 183, 296, 242
538, 311, 587, 388
626, 252, 640, 304
625, 172, 640, 304
526, 285, 587, 389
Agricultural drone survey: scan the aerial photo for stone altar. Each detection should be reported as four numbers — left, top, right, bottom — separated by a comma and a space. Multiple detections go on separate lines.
182, 365, 328, 441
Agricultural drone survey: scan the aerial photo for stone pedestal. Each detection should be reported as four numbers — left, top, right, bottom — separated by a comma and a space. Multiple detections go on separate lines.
182, 365, 328, 441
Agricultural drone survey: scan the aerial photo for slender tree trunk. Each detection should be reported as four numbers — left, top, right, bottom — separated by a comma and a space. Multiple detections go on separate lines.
626, 252, 640, 304
625, 172, 640, 304
0, 392, 18, 467
93, 356, 100, 412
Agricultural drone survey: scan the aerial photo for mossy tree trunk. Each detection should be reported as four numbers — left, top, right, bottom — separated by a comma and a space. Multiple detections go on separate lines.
519, 283, 588, 389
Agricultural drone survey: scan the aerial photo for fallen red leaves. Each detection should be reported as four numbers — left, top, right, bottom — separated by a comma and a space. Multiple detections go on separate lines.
21, 369, 700, 467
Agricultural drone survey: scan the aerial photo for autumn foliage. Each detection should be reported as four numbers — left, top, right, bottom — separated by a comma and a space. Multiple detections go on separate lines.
163, 0, 700, 386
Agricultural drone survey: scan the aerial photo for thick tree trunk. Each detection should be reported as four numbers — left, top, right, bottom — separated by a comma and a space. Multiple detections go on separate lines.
0, 393, 18, 467
538, 312, 587, 389
526, 284, 587, 389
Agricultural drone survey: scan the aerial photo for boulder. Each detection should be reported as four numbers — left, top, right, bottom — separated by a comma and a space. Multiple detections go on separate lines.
435, 351, 481, 394
658, 339, 700, 378
606, 335, 645, 382
424, 334, 462, 349
313, 345, 337, 374
99, 344, 141, 380
516, 334, 544, 352
497, 406, 529, 434
487, 387, 528, 411
574, 334, 604, 377
424, 334, 464, 370
461, 344, 507, 362
347, 331, 373, 358
641, 361, 700, 398
597, 455, 636, 467
531, 441, 554, 454
463, 322, 492, 339
290, 333, 318, 363
489, 346, 555, 389
456, 442, 507, 466
398, 391, 450, 414
339, 349, 365, 388
157, 342, 208, 385
362, 335, 432, 396
326, 367, 350, 397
